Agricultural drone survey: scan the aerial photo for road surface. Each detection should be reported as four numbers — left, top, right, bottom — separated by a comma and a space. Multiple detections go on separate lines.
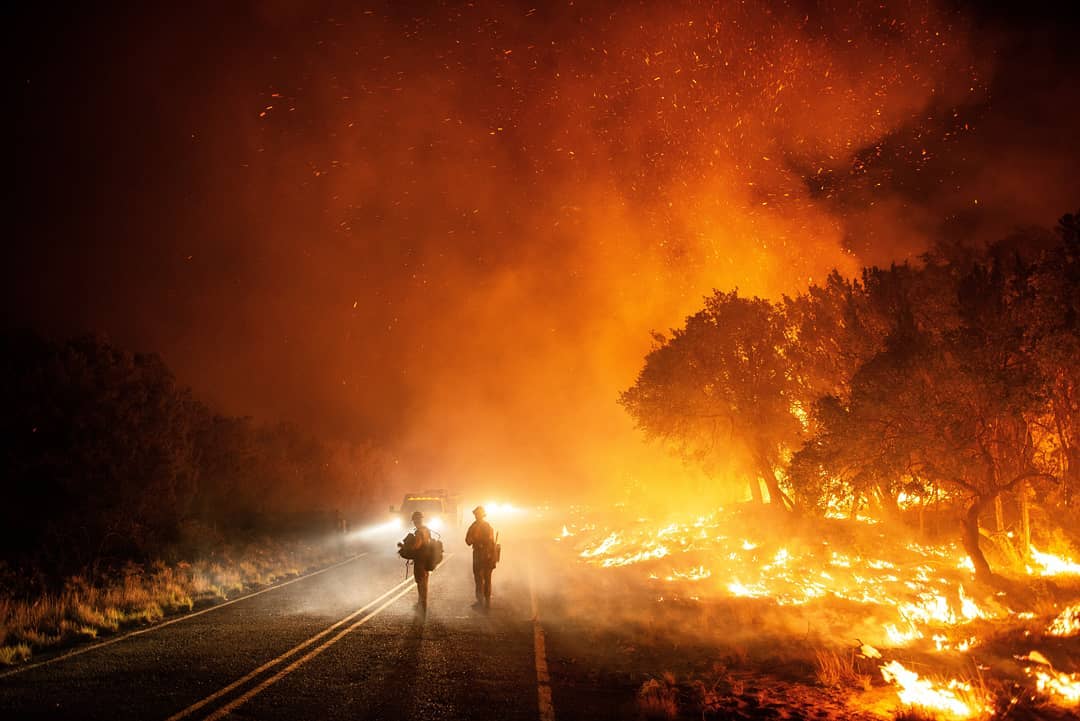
0, 532, 579, 721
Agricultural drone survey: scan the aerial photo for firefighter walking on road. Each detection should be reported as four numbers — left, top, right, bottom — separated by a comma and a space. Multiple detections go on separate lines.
403, 511, 432, 614
465, 506, 497, 610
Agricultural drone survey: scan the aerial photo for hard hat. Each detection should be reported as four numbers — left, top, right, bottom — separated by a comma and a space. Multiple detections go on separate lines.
472, 506, 486, 517
411, 511, 424, 522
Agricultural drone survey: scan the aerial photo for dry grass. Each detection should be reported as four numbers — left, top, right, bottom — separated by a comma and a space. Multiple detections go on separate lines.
0, 540, 347, 666
0, 643, 31, 665
892, 709, 942, 721
638, 672, 680, 720
815, 647, 873, 690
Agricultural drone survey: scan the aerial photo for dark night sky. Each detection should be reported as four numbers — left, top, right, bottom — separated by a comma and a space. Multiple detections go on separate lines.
8, 1, 1079, 497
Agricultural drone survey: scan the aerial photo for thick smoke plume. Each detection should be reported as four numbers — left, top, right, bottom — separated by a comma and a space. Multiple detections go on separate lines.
9, 1, 1077, 503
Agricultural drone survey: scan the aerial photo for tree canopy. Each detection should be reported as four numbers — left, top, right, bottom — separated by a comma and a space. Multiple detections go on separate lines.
0, 332, 392, 585
621, 211, 1080, 581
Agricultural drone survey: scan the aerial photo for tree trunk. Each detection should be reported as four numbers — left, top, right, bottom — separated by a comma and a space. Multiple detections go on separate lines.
994, 496, 1005, 533
961, 497, 995, 583
1020, 482, 1032, 560
876, 483, 901, 519
748, 475, 763, 504
759, 463, 792, 511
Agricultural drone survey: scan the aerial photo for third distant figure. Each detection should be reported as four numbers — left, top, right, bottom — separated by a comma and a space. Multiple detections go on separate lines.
465, 506, 498, 610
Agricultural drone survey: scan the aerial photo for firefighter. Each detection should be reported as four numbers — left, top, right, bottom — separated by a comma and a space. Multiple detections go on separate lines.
404, 511, 432, 614
465, 506, 497, 610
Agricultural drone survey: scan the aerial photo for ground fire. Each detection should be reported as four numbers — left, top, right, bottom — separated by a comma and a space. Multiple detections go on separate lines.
556, 503, 1080, 719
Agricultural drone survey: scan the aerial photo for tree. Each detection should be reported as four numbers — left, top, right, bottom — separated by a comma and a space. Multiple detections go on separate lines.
792, 255, 1061, 582
1022, 212, 1080, 510
620, 290, 800, 509
0, 332, 202, 576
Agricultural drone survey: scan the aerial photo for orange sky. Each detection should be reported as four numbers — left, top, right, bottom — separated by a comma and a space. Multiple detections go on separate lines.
9, 1, 1079, 502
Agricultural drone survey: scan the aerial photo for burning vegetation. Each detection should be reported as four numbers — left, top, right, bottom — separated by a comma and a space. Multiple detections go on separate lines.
542, 214, 1080, 719
559, 503, 1078, 719
4, 0, 1079, 717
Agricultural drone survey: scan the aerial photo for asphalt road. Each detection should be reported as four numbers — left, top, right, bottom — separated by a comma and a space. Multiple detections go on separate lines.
0, 535, 554, 721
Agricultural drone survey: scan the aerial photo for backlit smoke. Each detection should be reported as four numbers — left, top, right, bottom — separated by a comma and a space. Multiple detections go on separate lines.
245, 0, 990, 500
10, 1, 1076, 505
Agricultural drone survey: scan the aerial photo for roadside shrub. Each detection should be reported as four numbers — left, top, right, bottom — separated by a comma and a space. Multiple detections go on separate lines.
0, 537, 349, 666
638, 672, 679, 720
0, 643, 31, 666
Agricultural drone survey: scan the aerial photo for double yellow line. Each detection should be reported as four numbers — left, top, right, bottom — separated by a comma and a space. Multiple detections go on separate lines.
167, 573, 417, 721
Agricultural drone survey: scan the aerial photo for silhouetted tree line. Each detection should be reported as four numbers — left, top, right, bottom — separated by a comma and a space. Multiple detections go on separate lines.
622, 211, 1080, 581
0, 333, 394, 586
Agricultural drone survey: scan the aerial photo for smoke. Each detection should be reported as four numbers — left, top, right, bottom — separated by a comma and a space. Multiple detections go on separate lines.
9, 1, 1077, 505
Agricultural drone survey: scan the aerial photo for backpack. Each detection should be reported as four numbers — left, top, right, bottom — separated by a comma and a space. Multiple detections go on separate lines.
427, 536, 445, 571
398, 531, 444, 571
397, 532, 420, 560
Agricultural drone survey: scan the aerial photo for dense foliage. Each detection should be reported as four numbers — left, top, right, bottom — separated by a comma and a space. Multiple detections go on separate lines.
621, 212, 1080, 580
0, 333, 393, 586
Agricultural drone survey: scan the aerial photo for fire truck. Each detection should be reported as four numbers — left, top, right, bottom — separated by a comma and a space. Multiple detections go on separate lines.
391, 489, 462, 531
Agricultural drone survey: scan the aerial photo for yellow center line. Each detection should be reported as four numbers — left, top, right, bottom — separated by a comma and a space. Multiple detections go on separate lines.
202, 584, 416, 721
169, 553, 452, 721
529, 564, 556, 721
165, 573, 413, 721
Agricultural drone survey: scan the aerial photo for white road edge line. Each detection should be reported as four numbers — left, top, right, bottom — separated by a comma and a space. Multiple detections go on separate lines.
165, 574, 414, 721
0, 553, 368, 680
530, 564, 556, 721
190, 554, 453, 721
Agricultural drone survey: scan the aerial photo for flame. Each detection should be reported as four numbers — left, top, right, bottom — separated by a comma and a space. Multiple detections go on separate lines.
1048, 602, 1080, 637
664, 565, 711, 582
727, 580, 770, 599
931, 633, 977, 653
885, 622, 924, 645
570, 510, 1011, 630
580, 532, 621, 558
958, 586, 987, 621
1027, 546, 1080, 576
1031, 668, 1080, 706
600, 545, 670, 568
567, 502, 1080, 703
896, 587, 986, 628
880, 661, 991, 719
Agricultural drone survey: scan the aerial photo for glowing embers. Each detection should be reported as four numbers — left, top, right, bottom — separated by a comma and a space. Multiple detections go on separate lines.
726, 580, 771, 599
571, 511, 992, 622
884, 622, 923, 646
650, 565, 712, 583
1027, 546, 1080, 576
822, 484, 881, 525
897, 587, 989, 629
931, 633, 977, 653
578, 531, 671, 568
599, 544, 671, 568
879, 661, 992, 719
1031, 668, 1080, 706
1047, 602, 1080, 637
1019, 651, 1080, 707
